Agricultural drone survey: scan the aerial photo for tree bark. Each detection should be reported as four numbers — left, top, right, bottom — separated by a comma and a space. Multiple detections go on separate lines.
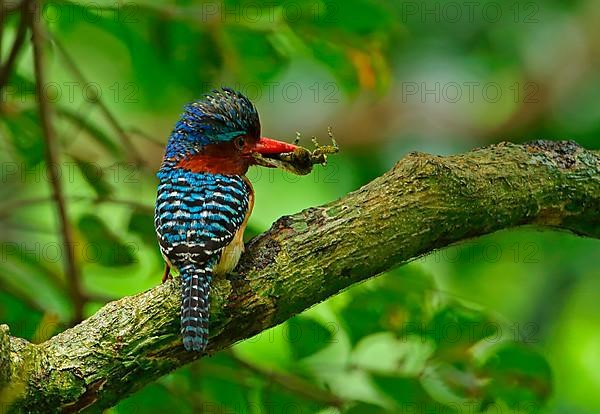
0, 141, 598, 413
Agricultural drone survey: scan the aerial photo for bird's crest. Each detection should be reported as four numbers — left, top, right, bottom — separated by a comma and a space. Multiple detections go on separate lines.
164, 88, 260, 161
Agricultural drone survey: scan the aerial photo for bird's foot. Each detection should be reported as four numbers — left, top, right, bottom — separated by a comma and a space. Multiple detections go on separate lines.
161, 264, 172, 284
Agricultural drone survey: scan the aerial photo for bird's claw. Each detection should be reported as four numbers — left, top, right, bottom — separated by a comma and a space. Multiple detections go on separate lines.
161, 265, 172, 284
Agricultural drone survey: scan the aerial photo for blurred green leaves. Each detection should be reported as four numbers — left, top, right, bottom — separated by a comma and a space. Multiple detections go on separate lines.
287, 316, 333, 360
73, 157, 113, 198
3, 108, 44, 167
128, 208, 158, 247
340, 267, 437, 345
77, 214, 136, 267
479, 343, 552, 410
1, 0, 598, 412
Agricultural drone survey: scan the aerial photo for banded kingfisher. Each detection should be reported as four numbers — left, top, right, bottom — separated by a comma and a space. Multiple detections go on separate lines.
154, 88, 298, 352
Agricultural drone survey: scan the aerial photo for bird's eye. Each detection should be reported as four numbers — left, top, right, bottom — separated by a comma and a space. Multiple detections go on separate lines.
234, 136, 245, 150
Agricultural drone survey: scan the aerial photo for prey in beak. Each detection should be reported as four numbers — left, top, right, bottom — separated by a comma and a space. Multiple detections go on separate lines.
250, 134, 339, 176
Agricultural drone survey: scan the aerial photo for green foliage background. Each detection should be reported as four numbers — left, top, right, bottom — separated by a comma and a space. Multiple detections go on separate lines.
0, 0, 599, 413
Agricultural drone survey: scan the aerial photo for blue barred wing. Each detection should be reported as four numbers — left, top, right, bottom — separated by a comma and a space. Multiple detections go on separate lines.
154, 170, 250, 351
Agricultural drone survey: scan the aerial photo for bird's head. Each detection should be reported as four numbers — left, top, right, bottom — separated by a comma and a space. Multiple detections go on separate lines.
163, 88, 298, 175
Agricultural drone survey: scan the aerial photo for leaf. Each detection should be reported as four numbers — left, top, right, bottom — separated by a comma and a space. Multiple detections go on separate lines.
372, 375, 443, 409
0, 290, 44, 341
344, 402, 391, 414
426, 304, 500, 364
73, 157, 113, 198
2, 109, 45, 167
420, 362, 481, 406
50, 2, 216, 104
182, 353, 268, 414
340, 266, 437, 345
479, 343, 553, 411
127, 208, 157, 246
57, 107, 120, 156
0, 245, 70, 319
313, 0, 396, 36
144, 15, 222, 95
224, 26, 287, 82
259, 377, 327, 414
287, 316, 333, 360
288, 0, 396, 93
307, 38, 359, 94
78, 214, 136, 267
419, 304, 516, 406
113, 382, 190, 414
351, 332, 434, 376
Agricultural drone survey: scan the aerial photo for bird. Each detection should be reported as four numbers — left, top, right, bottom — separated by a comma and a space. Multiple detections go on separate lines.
154, 88, 298, 352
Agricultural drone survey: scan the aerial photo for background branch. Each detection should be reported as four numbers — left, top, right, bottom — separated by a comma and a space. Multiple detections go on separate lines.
0, 141, 598, 412
31, 5, 85, 324
226, 350, 346, 408
0, 0, 32, 92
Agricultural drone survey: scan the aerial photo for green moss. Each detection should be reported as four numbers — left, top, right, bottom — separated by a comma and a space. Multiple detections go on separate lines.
290, 220, 309, 232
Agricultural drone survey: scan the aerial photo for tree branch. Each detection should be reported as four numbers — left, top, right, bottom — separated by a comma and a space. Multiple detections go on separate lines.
0, 325, 10, 389
0, 141, 598, 412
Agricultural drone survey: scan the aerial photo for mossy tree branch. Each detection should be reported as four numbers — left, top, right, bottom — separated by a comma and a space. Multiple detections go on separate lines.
0, 141, 598, 413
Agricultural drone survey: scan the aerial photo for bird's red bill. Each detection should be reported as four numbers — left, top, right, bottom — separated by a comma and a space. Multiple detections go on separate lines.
254, 137, 298, 154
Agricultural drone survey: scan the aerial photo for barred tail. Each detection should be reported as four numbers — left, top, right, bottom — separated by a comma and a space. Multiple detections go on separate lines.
180, 263, 212, 351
